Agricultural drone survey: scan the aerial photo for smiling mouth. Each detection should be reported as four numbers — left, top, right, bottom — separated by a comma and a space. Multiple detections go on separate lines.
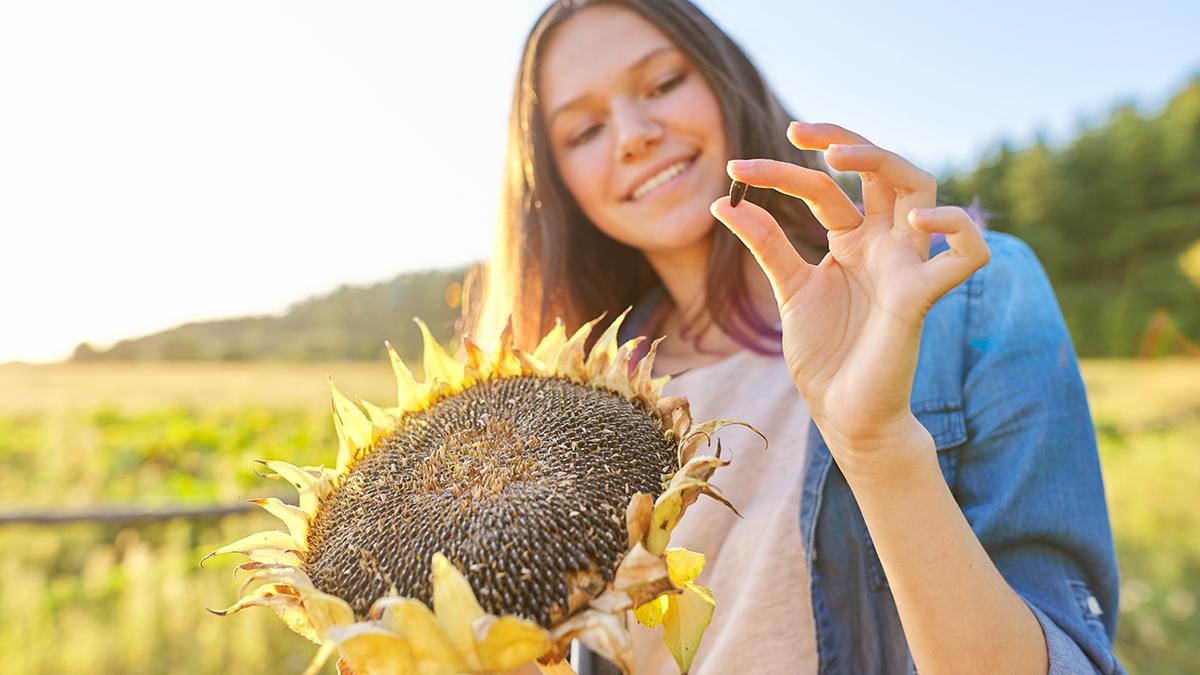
628, 157, 696, 201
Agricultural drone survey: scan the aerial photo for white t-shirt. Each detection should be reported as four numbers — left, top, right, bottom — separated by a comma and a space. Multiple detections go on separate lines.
631, 349, 819, 675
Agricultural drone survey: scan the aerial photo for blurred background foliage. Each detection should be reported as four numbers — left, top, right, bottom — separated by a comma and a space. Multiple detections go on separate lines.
70, 268, 467, 364
941, 76, 1200, 358
3, 74, 1199, 675
0, 402, 348, 675
0, 364, 397, 674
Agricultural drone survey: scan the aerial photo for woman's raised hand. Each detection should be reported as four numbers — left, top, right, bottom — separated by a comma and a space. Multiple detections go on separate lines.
711, 122, 990, 475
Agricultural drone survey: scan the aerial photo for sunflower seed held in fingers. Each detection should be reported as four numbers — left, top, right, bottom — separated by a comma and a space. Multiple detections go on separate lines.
729, 180, 748, 207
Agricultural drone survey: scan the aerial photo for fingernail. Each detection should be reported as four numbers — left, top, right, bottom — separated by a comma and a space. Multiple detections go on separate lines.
825, 143, 841, 152
791, 121, 811, 129
727, 159, 751, 174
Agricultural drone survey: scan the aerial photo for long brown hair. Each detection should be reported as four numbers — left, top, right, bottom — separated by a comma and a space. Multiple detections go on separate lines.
472, 0, 828, 350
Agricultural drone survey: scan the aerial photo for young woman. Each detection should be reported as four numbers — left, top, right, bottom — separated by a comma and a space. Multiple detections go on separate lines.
474, 1, 1124, 673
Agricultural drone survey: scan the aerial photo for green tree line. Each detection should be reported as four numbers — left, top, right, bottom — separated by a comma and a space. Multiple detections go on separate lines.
941, 76, 1200, 358
73, 268, 467, 363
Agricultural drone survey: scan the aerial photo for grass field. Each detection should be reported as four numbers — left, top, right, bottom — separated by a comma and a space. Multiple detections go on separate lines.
1082, 360, 1200, 671
0, 359, 1197, 673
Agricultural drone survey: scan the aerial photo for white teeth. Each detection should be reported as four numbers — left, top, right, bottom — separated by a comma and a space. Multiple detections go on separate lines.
630, 159, 691, 200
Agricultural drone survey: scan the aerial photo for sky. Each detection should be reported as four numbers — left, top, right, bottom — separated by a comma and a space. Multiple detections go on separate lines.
1, 0, 1198, 363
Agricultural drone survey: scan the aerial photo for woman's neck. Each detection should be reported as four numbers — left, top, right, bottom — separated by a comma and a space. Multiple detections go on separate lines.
643, 243, 780, 374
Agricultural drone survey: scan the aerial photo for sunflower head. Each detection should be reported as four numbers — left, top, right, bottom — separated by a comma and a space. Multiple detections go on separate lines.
206, 312, 748, 674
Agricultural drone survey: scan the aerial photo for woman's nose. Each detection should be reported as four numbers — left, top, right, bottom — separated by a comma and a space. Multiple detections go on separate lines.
612, 99, 662, 162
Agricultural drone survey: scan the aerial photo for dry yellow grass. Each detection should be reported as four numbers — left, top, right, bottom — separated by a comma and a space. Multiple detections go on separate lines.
1079, 358, 1200, 431
6, 358, 1196, 419
0, 361, 401, 416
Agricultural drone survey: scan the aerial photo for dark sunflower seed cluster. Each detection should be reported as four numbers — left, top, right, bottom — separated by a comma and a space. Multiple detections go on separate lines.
303, 375, 679, 628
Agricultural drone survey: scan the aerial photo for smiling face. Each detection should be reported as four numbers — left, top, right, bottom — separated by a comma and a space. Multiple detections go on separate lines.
539, 4, 728, 261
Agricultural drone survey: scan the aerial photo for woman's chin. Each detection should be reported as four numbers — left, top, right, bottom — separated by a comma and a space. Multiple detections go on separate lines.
630, 221, 716, 259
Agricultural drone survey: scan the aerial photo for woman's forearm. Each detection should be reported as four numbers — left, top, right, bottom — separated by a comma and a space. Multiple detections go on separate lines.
834, 415, 1049, 675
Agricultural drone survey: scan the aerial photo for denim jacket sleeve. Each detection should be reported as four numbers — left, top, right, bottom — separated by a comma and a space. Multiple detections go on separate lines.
954, 232, 1122, 674
803, 232, 1124, 675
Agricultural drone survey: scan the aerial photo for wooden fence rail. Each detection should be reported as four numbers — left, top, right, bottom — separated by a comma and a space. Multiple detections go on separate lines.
0, 503, 265, 526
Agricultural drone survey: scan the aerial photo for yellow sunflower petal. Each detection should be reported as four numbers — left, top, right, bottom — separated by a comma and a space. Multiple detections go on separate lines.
554, 609, 634, 675
664, 548, 706, 585
634, 595, 667, 629
660, 454, 740, 527
417, 318, 469, 389
674, 454, 732, 488
462, 335, 492, 380
629, 336, 665, 406
555, 317, 599, 380
255, 460, 328, 518
388, 341, 431, 412
661, 581, 715, 674
535, 661, 576, 675
624, 491, 653, 549
209, 583, 320, 643
331, 378, 373, 473
327, 623, 419, 675
374, 597, 468, 674
612, 542, 675, 608
202, 530, 303, 567
532, 318, 568, 374
491, 318, 522, 378
698, 484, 741, 518
604, 337, 644, 399
248, 498, 310, 549
234, 562, 315, 599
655, 396, 688, 424
650, 373, 672, 401
586, 308, 629, 385
587, 587, 635, 615
430, 552, 486, 670
208, 581, 297, 612
301, 592, 357, 640
667, 400, 693, 443
513, 348, 548, 376
357, 397, 395, 438
472, 614, 552, 671
678, 419, 760, 466
646, 476, 707, 556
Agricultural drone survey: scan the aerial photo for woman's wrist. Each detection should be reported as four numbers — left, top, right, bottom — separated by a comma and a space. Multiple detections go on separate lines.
817, 412, 939, 487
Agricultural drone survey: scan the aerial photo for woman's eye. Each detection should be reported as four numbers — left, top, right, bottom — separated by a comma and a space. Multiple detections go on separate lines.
651, 74, 685, 97
569, 124, 603, 147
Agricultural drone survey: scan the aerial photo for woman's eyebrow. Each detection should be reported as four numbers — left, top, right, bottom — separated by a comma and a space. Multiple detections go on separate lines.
626, 45, 678, 75
546, 46, 679, 128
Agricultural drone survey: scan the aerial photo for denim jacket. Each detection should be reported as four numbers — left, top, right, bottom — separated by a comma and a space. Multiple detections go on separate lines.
586, 231, 1123, 675
802, 232, 1123, 675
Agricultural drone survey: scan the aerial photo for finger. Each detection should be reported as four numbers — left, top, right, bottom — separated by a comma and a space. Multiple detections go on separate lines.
786, 121, 872, 151
822, 144, 937, 205
826, 143, 936, 257
787, 124, 899, 226
711, 196, 813, 304
727, 159, 862, 231
908, 207, 991, 298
